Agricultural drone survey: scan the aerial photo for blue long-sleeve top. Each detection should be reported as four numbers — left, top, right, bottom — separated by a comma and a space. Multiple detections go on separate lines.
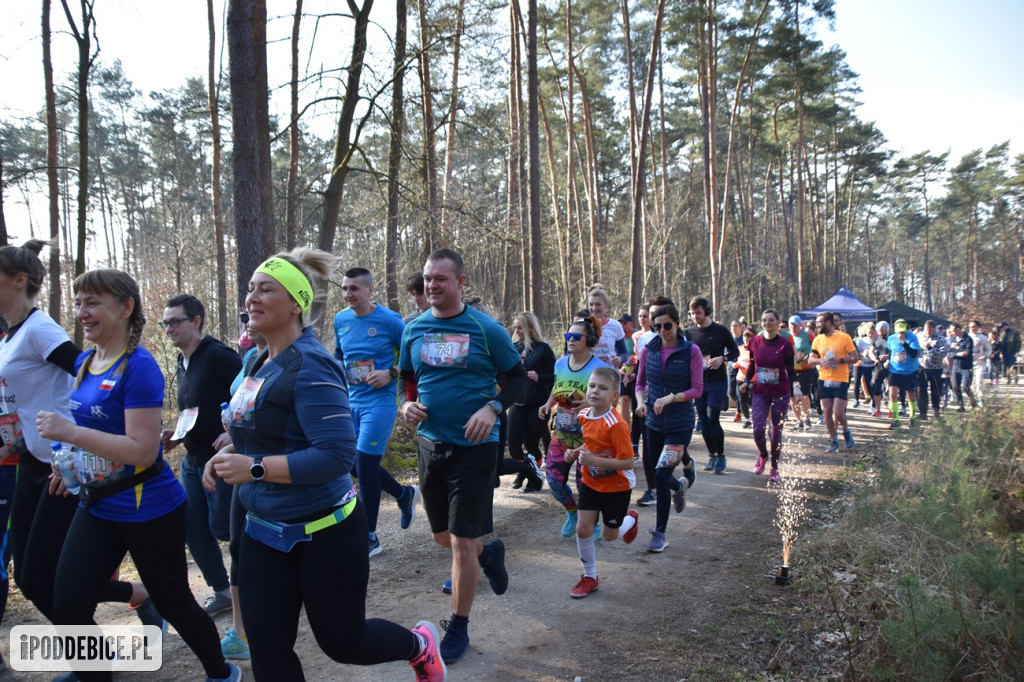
228, 327, 356, 522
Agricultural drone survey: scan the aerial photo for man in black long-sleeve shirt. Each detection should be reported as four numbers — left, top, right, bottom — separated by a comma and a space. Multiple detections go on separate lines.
948, 323, 975, 411
684, 297, 739, 474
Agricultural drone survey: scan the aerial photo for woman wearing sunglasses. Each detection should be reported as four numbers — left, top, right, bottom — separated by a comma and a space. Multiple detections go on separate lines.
634, 304, 703, 553
538, 314, 608, 538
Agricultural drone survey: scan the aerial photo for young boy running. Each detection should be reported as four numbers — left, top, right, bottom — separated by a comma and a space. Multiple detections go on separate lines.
565, 366, 640, 598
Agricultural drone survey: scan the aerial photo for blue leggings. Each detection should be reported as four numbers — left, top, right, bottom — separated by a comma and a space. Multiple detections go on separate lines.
356, 451, 404, 534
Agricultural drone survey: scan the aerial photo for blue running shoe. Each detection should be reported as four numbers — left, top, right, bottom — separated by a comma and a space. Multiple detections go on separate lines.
481, 539, 508, 595
439, 620, 470, 663
398, 485, 420, 530
205, 661, 242, 682
713, 455, 727, 474
220, 629, 250, 660
369, 535, 383, 558
561, 511, 578, 538
825, 438, 839, 453
441, 577, 452, 594
843, 428, 855, 449
647, 529, 668, 553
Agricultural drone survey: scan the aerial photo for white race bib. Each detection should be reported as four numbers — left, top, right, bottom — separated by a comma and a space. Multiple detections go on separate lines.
420, 333, 470, 368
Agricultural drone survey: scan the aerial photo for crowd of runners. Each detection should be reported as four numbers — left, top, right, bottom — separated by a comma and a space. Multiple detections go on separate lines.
0, 239, 1018, 681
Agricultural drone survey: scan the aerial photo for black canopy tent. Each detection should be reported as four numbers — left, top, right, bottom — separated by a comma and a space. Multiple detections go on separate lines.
877, 300, 955, 329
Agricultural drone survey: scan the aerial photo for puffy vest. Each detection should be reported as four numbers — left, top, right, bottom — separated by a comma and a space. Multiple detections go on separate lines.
644, 334, 696, 434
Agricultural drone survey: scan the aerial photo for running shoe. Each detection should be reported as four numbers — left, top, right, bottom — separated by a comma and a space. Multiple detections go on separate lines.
647, 529, 668, 553
410, 620, 447, 682
399, 485, 420, 529
682, 463, 696, 488
713, 455, 727, 474
695, 421, 703, 433
130, 598, 166, 634
205, 662, 242, 682
369, 535, 383, 558
524, 454, 545, 492
817, 416, 825, 425
439, 620, 470, 663
768, 468, 781, 483
754, 456, 767, 475
804, 419, 812, 429
621, 510, 639, 544
825, 439, 839, 453
637, 489, 657, 506
703, 457, 715, 471
203, 590, 232, 617
853, 400, 860, 408
570, 575, 599, 599
889, 420, 900, 429
733, 412, 742, 422
672, 478, 686, 513
909, 417, 919, 428
843, 429, 855, 448
561, 511, 578, 538
510, 473, 526, 489
441, 577, 452, 594
742, 420, 752, 428
220, 629, 250, 660
481, 539, 508, 595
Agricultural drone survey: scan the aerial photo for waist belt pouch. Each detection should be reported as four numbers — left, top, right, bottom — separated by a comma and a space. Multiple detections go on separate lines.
80, 459, 166, 511
245, 513, 312, 553
417, 435, 451, 462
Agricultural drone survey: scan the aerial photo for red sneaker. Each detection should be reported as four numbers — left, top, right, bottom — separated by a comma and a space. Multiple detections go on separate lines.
571, 575, 599, 598
733, 412, 742, 422
621, 509, 639, 543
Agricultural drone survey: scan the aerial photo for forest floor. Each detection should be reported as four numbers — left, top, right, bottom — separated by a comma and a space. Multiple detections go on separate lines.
6, 384, 1015, 681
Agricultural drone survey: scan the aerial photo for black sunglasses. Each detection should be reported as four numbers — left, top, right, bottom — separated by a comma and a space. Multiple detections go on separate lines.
564, 332, 584, 341
652, 322, 675, 331
239, 311, 250, 324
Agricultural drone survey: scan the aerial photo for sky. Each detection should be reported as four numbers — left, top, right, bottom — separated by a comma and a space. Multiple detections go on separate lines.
1, 0, 1022, 242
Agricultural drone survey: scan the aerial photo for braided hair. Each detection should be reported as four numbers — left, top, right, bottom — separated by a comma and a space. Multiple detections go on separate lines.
72, 269, 145, 386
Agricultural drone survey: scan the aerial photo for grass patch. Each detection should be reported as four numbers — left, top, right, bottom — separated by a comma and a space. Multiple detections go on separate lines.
802, 398, 1024, 679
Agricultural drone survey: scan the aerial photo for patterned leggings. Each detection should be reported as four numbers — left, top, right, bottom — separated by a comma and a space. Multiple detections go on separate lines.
544, 438, 580, 513
752, 393, 789, 469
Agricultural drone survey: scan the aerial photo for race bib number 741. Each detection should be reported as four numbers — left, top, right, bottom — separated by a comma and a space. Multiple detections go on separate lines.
420, 333, 470, 368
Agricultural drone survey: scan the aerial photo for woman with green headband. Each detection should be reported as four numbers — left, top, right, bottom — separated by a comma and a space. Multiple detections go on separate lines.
203, 247, 444, 680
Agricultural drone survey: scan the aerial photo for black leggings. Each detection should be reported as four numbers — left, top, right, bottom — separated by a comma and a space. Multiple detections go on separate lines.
239, 500, 417, 680
647, 427, 693, 533
10, 454, 132, 620
52, 503, 228, 681
506, 402, 550, 462
696, 391, 725, 456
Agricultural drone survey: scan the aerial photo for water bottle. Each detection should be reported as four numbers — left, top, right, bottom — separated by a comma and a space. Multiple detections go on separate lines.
51, 442, 80, 495
220, 402, 231, 432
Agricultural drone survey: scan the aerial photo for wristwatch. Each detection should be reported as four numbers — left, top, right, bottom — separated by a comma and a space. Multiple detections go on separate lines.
487, 400, 503, 416
249, 457, 266, 482
388, 366, 399, 379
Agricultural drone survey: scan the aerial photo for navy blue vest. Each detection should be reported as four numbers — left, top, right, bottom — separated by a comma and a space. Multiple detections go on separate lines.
644, 334, 696, 434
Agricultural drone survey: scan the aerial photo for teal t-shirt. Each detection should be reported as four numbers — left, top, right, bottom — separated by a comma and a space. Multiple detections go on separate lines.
550, 354, 608, 448
333, 304, 405, 408
399, 305, 522, 447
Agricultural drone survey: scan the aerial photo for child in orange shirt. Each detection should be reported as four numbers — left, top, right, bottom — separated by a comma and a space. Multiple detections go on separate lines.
565, 366, 639, 598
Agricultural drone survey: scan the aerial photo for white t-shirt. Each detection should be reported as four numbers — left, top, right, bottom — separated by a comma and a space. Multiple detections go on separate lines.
594, 318, 624, 363
0, 310, 75, 462
971, 333, 992, 361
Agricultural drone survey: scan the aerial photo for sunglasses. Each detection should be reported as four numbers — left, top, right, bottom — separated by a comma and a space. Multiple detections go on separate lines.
564, 332, 584, 341
652, 322, 675, 331
239, 311, 250, 324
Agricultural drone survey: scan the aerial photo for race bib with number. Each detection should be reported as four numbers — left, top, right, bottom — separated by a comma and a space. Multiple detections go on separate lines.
585, 449, 616, 478
756, 367, 780, 385
0, 412, 27, 457
554, 410, 577, 431
73, 448, 127, 486
171, 407, 199, 441
228, 376, 267, 429
824, 380, 840, 388
420, 333, 470, 368
345, 359, 376, 385
894, 352, 907, 364
656, 444, 686, 469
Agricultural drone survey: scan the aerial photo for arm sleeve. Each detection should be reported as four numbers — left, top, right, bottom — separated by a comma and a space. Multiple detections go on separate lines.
680, 346, 704, 401
784, 344, 796, 385
46, 341, 82, 376
497, 362, 529, 409
285, 359, 358, 485
723, 328, 740, 362
903, 341, 920, 358
744, 341, 758, 384
614, 338, 628, 363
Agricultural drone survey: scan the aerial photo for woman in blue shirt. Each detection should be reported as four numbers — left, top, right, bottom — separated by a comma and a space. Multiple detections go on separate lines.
203, 248, 444, 681
37, 269, 237, 682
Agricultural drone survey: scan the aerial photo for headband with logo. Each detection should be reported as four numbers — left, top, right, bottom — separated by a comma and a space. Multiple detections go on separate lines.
254, 257, 313, 314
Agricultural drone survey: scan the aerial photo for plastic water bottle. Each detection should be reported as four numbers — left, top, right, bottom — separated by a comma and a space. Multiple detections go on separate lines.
220, 402, 231, 431
51, 442, 80, 495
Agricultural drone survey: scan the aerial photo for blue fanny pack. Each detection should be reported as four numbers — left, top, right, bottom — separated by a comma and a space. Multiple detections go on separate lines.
245, 493, 358, 552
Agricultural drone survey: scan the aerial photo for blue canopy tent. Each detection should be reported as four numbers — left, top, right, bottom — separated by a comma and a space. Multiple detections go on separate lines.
795, 286, 883, 323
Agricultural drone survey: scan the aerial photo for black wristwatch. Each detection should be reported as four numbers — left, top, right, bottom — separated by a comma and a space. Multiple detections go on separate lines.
249, 457, 266, 482
388, 366, 399, 379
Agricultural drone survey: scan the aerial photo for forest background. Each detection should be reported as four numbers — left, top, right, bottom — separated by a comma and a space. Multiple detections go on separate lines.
1, 0, 1023, 351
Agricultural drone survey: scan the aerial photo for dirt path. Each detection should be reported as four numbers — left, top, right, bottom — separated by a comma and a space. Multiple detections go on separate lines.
3, 401, 907, 680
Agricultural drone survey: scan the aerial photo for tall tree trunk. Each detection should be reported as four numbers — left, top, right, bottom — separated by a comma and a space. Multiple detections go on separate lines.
417, 0, 439, 258
697, 0, 721, 313
565, 0, 581, 286
507, 2, 523, 315
208, 0, 230, 340
228, 0, 268, 307
0, 149, 6, 244
253, 0, 275, 257
525, 0, 542, 316
439, 0, 466, 240
285, 0, 303, 250
385, 0, 407, 310
43, 0, 62, 320
793, 1, 806, 309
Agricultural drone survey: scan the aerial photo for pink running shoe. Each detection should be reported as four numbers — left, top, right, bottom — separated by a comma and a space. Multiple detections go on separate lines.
768, 469, 781, 483
410, 621, 447, 681
754, 456, 767, 475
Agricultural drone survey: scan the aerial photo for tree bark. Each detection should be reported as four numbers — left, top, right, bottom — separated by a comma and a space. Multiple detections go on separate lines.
208, 0, 230, 340
43, 0, 62, 320
439, 0, 466, 241
525, 0, 542, 316
285, 0, 304, 250
417, 0, 439, 259
385, 0, 407, 311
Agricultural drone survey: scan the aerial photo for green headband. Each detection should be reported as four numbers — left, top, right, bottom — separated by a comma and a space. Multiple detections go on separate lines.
255, 257, 314, 314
